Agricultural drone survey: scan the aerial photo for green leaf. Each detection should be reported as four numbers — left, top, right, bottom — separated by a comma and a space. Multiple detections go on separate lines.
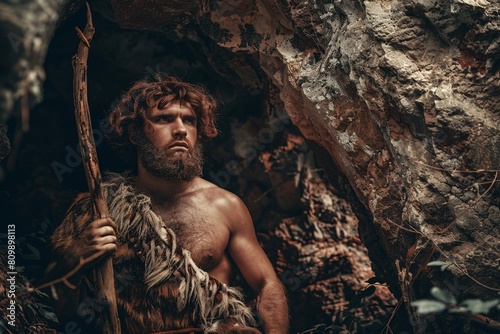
30, 235, 47, 243
34, 290, 49, 298
428, 261, 447, 266
411, 300, 446, 314
431, 286, 457, 304
26, 244, 40, 259
41, 220, 48, 232
427, 260, 453, 271
24, 304, 36, 319
460, 299, 500, 314
449, 306, 467, 313
38, 303, 59, 322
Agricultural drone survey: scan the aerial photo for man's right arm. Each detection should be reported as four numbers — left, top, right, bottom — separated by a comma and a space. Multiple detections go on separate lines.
41, 215, 117, 322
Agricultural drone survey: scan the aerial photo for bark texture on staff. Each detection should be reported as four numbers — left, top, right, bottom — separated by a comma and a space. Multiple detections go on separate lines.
71, 3, 121, 333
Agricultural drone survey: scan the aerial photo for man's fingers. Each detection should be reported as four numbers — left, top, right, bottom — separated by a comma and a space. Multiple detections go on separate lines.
102, 243, 117, 252
97, 242, 117, 253
98, 235, 117, 245
83, 244, 116, 267
95, 225, 116, 237
78, 218, 118, 262
93, 217, 117, 230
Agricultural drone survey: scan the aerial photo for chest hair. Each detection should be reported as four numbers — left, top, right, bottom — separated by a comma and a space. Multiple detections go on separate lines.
153, 202, 225, 269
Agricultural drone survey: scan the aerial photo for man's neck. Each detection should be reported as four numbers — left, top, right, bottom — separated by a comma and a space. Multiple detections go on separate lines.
134, 163, 197, 200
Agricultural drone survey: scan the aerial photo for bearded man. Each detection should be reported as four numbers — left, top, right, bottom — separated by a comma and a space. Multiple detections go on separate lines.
44, 74, 289, 333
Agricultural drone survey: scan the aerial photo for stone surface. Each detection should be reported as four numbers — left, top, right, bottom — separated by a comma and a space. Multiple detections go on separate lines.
224, 115, 397, 332
183, 1, 500, 332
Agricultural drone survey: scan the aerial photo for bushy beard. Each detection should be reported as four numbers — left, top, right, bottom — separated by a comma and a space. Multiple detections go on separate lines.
136, 134, 203, 181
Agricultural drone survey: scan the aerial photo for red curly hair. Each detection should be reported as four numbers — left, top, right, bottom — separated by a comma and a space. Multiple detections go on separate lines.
107, 74, 218, 161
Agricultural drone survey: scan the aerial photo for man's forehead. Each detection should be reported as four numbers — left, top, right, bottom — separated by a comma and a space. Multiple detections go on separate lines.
148, 99, 195, 116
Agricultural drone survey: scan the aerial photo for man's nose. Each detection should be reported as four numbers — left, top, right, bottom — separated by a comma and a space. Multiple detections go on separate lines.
172, 118, 187, 137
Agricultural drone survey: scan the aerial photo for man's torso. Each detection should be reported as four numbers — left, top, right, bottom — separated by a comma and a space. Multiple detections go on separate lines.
148, 179, 234, 283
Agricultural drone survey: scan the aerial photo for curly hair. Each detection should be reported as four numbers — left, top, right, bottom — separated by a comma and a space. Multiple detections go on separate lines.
107, 73, 218, 162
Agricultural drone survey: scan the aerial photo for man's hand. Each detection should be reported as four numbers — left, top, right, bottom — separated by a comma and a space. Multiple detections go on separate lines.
41, 217, 117, 322
62, 217, 117, 277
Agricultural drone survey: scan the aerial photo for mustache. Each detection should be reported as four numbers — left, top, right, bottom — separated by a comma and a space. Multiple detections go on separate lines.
135, 133, 203, 181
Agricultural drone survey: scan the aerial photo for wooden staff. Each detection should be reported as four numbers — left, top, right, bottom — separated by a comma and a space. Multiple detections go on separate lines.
72, 3, 121, 333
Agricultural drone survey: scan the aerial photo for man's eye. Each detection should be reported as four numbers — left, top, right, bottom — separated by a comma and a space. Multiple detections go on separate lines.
158, 116, 173, 122
184, 117, 196, 125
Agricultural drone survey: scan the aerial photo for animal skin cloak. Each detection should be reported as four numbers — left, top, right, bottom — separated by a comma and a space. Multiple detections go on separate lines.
51, 173, 257, 333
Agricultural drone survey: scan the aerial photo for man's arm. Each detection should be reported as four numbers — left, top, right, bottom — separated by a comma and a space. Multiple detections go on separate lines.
223, 194, 289, 334
41, 194, 117, 322
43, 217, 116, 321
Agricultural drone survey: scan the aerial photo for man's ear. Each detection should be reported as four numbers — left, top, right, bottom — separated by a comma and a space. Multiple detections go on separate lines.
128, 124, 138, 145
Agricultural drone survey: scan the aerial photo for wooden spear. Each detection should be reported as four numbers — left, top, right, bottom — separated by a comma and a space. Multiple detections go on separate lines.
72, 3, 121, 333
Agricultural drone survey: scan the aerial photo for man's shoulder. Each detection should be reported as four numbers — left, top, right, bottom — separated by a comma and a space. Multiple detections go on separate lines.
190, 178, 252, 232
196, 177, 238, 197
195, 178, 246, 209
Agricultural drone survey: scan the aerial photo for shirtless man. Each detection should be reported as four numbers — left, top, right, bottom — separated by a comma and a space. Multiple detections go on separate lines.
46, 75, 288, 333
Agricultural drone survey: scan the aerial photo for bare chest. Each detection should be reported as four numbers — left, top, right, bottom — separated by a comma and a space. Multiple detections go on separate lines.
153, 203, 229, 271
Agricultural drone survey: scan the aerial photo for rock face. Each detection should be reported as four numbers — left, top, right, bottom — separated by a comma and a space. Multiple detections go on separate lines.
214, 115, 397, 332
1, 0, 499, 332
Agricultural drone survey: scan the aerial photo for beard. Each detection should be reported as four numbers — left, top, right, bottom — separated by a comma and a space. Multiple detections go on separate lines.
136, 134, 204, 182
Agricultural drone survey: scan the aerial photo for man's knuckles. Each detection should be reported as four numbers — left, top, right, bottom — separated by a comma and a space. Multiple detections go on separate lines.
98, 244, 117, 254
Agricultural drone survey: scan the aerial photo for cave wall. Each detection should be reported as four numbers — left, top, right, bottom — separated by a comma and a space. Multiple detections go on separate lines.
214, 113, 398, 332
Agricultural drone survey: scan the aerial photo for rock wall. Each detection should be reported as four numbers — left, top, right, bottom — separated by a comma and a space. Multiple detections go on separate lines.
213, 113, 397, 332
188, 1, 500, 332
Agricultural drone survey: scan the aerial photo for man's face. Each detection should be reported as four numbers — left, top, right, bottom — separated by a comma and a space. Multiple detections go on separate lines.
135, 100, 203, 181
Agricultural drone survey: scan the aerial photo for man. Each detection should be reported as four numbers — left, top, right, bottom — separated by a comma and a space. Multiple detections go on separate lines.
45, 74, 289, 333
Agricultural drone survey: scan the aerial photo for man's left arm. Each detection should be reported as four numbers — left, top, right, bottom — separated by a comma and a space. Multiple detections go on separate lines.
224, 195, 289, 334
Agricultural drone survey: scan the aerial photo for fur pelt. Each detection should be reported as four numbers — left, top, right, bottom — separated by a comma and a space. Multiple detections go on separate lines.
51, 173, 257, 333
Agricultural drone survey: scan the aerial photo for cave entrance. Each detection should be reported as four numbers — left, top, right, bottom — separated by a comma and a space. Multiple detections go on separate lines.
2, 4, 399, 333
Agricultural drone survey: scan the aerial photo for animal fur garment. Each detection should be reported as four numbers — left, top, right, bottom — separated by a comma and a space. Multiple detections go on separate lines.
51, 173, 257, 333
